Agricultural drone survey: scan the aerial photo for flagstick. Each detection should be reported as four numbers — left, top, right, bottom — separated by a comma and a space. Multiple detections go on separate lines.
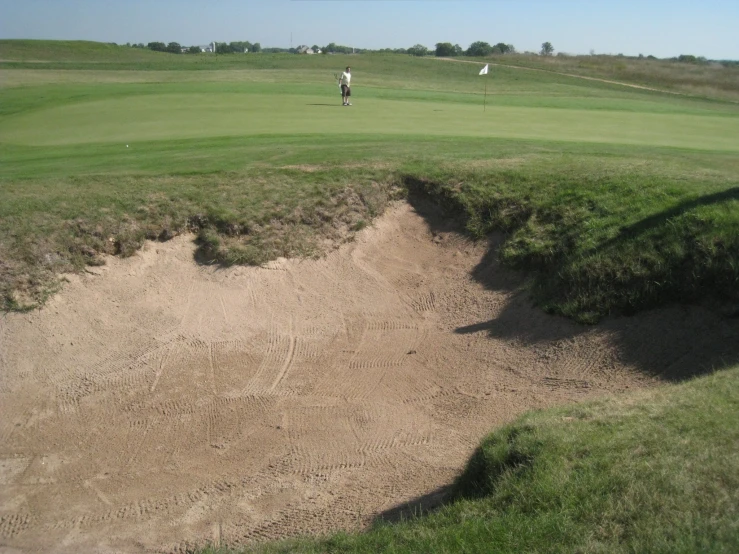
484, 80, 487, 112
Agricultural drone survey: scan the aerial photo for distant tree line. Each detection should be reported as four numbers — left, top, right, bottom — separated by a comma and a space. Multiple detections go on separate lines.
120, 41, 733, 65
146, 42, 183, 54
433, 41, 516, 57
128, 41, 262, 54
215, 41, 262, 53
126, 40, 519, 57
124, 40, 519, 57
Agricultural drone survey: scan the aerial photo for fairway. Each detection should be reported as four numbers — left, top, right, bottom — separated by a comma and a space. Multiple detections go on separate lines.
1, 44, 739, 554
2, 89, 739, 151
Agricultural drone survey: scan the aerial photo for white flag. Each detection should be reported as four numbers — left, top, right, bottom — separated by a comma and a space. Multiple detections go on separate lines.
479, 64, 489, 75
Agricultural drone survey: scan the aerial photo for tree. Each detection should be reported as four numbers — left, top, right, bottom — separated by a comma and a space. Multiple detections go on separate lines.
678, 54, 698, 63
188, 46, 201, 54
492, 42, 513, 55
216, 42, 231, 54
453, 44, 464, 56
466, 41, 493, 57
407, 44, 429, 57
147, 42, 166, 52
252, 43, 261, 53
540, 42, 554, 56
323, 42, 353, 54
435, 42, 455, 57
166, 42, 182, 54
228, 41, 253, 53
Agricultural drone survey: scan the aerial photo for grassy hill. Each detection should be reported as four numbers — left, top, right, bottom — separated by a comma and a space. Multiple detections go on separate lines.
1, 41, 738, 320
487, 53, 739, 102
227, 365, 739, 554
0, 39, 166, 62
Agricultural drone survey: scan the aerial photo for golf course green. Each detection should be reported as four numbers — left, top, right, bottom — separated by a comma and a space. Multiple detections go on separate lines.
2, 67, 739, 150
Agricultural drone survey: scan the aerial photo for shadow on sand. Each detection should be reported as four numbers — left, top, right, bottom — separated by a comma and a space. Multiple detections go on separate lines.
373, 191, 739, 528
405, 189, 739, 383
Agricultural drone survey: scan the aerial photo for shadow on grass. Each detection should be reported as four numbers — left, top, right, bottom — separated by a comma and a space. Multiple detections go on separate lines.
602, 186, 739, 248
406, 188, 739, 383
374, 485, 453, 525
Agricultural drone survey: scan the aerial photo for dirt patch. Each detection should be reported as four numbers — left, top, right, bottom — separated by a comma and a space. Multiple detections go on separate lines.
0, 203, 733, 552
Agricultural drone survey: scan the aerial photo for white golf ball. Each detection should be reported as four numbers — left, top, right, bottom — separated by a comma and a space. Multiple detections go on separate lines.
126, 145, 129, 148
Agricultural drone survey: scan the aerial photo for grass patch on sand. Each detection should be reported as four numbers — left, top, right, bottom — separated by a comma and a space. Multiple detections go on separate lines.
200, 365, 739, 553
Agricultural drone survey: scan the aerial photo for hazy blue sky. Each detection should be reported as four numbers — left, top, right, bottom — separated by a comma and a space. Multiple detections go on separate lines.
1, 0, 738, 59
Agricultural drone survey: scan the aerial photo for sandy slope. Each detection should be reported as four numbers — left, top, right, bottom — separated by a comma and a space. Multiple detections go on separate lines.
1, 203, 736, 553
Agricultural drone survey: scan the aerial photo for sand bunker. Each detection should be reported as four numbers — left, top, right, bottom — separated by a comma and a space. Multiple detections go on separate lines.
1, 203, 736, 553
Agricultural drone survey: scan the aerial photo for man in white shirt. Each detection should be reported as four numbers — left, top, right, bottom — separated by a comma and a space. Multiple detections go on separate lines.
339, 66, 352, 106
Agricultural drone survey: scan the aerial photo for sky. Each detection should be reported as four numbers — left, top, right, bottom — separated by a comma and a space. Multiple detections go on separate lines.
1, 0, 738, 60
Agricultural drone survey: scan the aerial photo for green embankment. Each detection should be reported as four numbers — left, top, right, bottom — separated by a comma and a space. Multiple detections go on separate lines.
1, 40, 738, 321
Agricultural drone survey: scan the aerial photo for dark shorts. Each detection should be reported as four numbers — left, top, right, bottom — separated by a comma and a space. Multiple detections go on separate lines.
341, 84, 351, 96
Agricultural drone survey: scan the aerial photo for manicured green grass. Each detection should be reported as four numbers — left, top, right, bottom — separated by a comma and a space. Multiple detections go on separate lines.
200, 365, 739, 554
2, 89, 738, 150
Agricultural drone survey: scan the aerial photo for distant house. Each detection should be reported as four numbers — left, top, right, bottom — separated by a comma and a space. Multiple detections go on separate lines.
297, 45, 316, 55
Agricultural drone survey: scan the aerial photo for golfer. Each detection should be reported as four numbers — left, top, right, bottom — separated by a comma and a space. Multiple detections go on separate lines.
339, 66, 352, 106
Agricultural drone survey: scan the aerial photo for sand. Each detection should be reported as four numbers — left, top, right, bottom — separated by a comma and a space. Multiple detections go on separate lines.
1, 203, 736, 553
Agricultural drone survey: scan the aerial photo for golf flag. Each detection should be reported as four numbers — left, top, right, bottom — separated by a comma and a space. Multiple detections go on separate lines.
479, 65, 490, 111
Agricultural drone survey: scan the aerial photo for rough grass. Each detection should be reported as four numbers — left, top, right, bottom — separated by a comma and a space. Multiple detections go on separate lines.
0, 166, 401, 310
197, 365, 739, 554
487, 53, 739, 102
0, 39, 167, 62
4, 139, 738, 320
404, 154, 739, 323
